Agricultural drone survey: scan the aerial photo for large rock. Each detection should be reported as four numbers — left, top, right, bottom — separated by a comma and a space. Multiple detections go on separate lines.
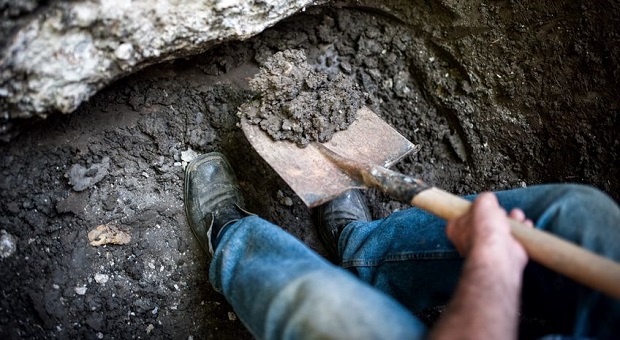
0, 0, 324, 140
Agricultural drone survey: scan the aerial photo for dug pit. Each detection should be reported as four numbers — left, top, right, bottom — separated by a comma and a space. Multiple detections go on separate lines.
0, 3, 618, 339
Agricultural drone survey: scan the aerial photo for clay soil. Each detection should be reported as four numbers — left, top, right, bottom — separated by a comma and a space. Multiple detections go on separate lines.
1, 2, 619, 339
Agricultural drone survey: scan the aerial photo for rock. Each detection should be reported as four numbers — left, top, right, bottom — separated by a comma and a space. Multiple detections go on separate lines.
276, 190, 294, 206
75, 286, 87, 295
0, 230, 17, 258
88, 224, 131, 246
180, 148, 198, 168
0, 0, 327, 141
94, 273, 109, 284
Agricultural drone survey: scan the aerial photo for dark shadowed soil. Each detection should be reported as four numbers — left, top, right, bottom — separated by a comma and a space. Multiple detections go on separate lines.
1, 2, 619, 339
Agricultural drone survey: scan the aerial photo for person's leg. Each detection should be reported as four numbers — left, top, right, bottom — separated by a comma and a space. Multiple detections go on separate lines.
339, 200, 462, 314
186, 153, 425, 339
209, 216, 426, 339
494, 184, 620, 338
339, 184, 620, 338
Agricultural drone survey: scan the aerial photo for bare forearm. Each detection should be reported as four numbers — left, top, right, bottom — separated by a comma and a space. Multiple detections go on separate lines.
430, 249, 523, 340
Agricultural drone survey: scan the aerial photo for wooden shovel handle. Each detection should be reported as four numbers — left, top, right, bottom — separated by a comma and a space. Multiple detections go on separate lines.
411, 187, 620, 300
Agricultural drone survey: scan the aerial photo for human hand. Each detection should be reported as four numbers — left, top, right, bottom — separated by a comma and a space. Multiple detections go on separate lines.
434, 193, 531, 340
446, 193, 531, 270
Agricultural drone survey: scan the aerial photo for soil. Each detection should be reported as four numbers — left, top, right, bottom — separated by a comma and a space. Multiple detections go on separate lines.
241, 49, 364, 147
1, 2, 619, 339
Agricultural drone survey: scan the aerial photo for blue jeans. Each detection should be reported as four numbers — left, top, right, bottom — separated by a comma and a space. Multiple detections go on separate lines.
208, 184, 620, 339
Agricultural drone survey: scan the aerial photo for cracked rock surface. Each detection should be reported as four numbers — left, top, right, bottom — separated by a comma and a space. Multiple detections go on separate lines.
0, 0, 324, 140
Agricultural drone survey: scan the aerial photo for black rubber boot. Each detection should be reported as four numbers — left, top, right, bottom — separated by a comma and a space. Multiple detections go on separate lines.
184, 152, 251, 257
317, 189, 371, 259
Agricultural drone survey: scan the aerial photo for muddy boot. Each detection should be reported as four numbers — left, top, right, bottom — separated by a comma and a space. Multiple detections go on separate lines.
184, 152, 252, 257
317, 189, 371, 259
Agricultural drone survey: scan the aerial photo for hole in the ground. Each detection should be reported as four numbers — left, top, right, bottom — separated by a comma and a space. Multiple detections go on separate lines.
1, 3, 618, 338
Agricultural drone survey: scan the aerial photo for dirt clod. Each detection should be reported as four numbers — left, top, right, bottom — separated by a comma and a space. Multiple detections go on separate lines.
240, 49, 365, 147
66, 157, 110, 192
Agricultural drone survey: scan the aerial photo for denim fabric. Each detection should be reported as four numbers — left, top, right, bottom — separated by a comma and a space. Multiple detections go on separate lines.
209, 184, 620, 339
209, 216, 426, 339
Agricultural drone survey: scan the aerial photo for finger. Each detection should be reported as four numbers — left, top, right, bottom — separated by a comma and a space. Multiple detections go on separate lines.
475, 192, 500, 210
472, 193, 507, 225
509, 208, 526, 222
508, 208, 534, 228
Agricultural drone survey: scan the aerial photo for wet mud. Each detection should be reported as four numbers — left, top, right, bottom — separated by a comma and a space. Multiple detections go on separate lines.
1, 2, 619, 338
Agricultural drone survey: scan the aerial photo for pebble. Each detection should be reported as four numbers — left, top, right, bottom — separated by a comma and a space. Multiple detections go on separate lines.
115, 43, 134, 61
94, 273, 109, 284
276, 190, 293, 207
75, 286, 87, 295
181, 148, 198, 169
0, 230, 17, 259
228, 312, 237, 321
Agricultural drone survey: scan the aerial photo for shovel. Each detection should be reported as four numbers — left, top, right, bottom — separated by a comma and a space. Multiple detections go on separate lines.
241, 106, 620, 299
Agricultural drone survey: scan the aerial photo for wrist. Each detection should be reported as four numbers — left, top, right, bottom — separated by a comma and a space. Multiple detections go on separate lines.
467, 244, 526, 283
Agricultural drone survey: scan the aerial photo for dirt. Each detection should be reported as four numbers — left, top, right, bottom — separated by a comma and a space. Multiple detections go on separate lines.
241, 49, 364, 147
1, 2, 619, 339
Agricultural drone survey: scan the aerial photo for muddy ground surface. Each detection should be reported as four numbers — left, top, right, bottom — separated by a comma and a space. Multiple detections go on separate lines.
1, 2, 619, 339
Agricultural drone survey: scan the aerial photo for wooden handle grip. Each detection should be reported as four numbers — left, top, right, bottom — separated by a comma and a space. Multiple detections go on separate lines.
411, 187, 620, 299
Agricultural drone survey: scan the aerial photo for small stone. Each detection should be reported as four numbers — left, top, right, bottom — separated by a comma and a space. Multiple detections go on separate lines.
228, 312, 237, 321
88, 224, 131, 246
0, 230, 17, 258
146, 324, 155, 334
94, 273, 109, 284
96, 332, 104, 339
181, 148, 198, 168
276, 191, 293, 206
75, 286, 87, 295
115, 43, 134, 61
282, 197, 293, 206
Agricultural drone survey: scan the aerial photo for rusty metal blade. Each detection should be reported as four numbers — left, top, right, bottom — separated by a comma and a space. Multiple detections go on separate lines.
241, 106, 419, 207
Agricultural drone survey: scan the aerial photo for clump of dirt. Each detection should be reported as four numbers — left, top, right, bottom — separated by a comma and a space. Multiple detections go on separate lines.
240, 49, 365, 147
